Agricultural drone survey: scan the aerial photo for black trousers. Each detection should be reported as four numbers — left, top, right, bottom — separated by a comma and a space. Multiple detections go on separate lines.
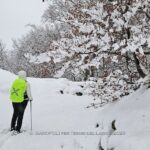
11, 100, 28, 131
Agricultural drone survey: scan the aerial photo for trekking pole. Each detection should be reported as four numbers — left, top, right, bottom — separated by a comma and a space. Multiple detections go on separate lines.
30, 100, 32, 131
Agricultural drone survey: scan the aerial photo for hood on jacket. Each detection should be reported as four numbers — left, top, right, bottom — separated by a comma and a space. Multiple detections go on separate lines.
18, 70, 27, 80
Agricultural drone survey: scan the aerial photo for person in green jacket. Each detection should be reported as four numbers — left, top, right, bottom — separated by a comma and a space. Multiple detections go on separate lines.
10, 70, 33, 133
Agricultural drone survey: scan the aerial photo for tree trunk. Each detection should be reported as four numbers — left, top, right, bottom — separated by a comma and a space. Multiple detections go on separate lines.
133, 52, 146, 78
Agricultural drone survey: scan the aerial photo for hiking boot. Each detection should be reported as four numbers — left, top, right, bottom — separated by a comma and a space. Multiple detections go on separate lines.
10, 127, 15, 131
15, 129, 21, 133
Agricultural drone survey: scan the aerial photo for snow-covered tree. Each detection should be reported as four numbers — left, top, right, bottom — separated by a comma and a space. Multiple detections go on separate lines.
7, 0, 150, 105
47, 0, 150, 81
41, 0, 150, 104
11, 25, 60, 77
11, 0, 150, 82
0, 40, 8, 70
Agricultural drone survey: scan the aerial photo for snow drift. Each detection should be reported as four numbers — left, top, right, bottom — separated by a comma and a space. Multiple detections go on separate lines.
0, 69, 150, 150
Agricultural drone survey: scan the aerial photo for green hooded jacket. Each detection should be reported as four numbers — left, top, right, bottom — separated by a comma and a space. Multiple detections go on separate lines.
10, 78, 27, 103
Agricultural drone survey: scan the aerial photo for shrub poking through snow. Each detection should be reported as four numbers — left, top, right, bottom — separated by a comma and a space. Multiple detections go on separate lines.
85, 70, 147, 108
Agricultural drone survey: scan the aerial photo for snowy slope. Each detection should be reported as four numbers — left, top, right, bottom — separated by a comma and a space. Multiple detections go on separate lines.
99, 84, 150, 150
0, 69, 100, 150
0, 69, 150, 150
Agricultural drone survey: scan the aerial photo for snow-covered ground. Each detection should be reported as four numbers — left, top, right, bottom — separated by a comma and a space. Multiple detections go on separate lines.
0, 69, 150, 150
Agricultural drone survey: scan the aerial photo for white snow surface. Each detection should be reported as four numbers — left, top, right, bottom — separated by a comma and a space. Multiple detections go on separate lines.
0, 69, 150, 150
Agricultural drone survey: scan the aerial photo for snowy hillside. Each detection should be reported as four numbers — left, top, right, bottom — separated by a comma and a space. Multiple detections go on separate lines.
0, 69, 150, 150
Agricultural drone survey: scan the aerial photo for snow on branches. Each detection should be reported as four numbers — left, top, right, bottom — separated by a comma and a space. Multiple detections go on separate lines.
8, 0, 150, 105
49, 0, 150, 80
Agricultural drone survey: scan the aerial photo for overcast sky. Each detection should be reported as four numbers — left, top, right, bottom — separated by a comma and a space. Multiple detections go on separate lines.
0, 0, 47, 50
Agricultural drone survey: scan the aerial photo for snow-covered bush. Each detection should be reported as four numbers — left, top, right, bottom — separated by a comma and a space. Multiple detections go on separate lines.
85, 70, 142, 108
